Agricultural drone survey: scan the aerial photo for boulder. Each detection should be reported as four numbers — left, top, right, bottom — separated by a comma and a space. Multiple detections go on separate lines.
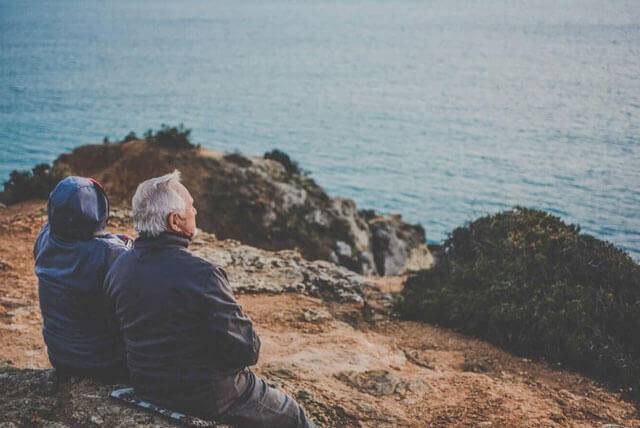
368, 215, 434, 275
0, 361, 187, 427
0, 361, 347, 427
335, 370, 429, 397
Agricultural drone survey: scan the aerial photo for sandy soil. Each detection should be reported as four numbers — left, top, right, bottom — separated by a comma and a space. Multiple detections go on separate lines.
0, 201, 638, 427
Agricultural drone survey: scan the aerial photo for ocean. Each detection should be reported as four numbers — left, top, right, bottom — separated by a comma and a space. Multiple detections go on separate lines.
1, 0, 639, 260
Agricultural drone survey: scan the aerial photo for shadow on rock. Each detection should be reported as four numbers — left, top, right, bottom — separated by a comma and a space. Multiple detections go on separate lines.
0, 361, 184, 427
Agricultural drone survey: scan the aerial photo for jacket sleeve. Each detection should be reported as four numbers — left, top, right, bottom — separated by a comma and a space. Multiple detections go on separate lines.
200, 266, 261, 368
101, 238, 130, 333
103, 234, 132, 266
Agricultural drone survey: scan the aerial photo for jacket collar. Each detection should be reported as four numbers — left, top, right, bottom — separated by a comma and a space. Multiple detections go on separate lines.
134, 231, 191, 250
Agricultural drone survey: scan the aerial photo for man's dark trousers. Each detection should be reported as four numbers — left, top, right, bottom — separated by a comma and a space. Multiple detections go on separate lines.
221, 370, 315, 428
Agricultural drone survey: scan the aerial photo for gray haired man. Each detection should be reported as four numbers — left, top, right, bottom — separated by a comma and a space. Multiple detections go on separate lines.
104, 171, 314, 427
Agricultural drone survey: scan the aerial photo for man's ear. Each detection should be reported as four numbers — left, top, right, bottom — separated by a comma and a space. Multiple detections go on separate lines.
167, 212, 183, 233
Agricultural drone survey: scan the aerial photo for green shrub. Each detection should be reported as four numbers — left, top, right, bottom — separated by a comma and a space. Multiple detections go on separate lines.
399, 207, 640, 397
264, 149, 301, 176
358, 209, 377, 221
224, 152, 252, 167
122, 131, 138, 142
0, 163, 65, 205
145, 124, 194, 149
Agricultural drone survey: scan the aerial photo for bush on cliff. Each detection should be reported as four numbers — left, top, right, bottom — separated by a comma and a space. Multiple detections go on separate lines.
264, 149, 302, 176
122, 131, 138, 142
144, 124, 194, 149
0, 163, 65, 205
224, 151, 252, 167
399, 207, 640, 397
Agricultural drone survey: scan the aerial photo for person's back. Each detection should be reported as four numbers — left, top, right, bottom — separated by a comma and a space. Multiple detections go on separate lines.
104, 232, 258, 416
105, 171, 314, 427
34, 176, 130, 380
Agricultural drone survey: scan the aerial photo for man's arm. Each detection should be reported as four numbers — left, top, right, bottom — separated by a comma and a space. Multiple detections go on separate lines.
101, 241, 130, 338
201, 265, 261, 368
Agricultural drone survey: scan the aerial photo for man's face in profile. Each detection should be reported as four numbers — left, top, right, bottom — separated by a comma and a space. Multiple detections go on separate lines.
171, 182, 197, 238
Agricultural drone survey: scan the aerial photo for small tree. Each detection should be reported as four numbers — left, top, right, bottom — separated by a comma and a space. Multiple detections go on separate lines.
224, 151, 252, 167
0, 163, 65, 205
146, 124, 194, 149
122, 131, 138, 142
264, 149, 301, 176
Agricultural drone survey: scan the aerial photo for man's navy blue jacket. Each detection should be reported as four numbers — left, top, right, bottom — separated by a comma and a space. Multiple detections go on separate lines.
34, 176, 129, 369
103, 232, 261, 417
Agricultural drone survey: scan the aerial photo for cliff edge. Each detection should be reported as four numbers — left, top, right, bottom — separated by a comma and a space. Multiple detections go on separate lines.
0, 202, 637, 427
52, 139, 432, 276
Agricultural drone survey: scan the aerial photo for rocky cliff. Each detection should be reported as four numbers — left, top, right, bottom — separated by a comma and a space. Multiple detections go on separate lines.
52, 139, 432, 276
0, 202, 637, 427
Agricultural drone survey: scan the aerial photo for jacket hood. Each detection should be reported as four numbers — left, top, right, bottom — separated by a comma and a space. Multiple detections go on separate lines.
48, 176, 109, 240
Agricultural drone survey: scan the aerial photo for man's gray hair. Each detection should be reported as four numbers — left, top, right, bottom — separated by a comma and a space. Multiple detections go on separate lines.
132, 170, 186, 237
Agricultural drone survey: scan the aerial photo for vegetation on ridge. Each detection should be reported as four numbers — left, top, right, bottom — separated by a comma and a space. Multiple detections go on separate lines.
0, 163, 65, 205
399, 207, 640, 398
264, 149, 302, 176
122, 131, 138, 142
224, 151, 253, 167
0, 124, 197, 205
143, 123, 195, 150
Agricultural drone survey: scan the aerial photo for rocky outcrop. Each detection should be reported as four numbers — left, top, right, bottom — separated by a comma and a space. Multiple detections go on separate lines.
335, 370, 429, 397
0, 360, 350, 428
190, 231, 367, 304
54, 140, 432, 275
367, 214, 434, 275
0, 362, 185, 427
2, 202, 639, 428
0, 210, 400, 428
0, 351, 369, 428
112, 207, 398, 311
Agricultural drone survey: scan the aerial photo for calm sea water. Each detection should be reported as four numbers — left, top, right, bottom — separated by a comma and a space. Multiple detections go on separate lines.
1, 0, 639, 260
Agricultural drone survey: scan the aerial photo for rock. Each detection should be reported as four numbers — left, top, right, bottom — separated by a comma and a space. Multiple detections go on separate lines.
369, 215, 434, 275
132, 414, 154, 424
297, 389, 313, 401
355, 401, 378, 415
0, 365, 230, 427
336, 370, 429, 398
403, 349, 435, 370
461, 356, 494, 373
0, 259, 14, 271
262, 362, 299, 380
191, 236, 369, 304
54, 139, 430, 275
336, 370, 400, 396
90, 415, 104, 425
335, 240, 352, 258
404, 244, 436, 272
301, 309, 332, 323
396, 379, 430, 393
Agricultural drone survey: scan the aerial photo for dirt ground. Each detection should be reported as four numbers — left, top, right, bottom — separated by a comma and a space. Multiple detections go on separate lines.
1, 201, 638, 427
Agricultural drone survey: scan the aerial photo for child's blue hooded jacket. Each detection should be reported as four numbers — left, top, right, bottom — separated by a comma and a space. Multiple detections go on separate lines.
34, 176, 130, 368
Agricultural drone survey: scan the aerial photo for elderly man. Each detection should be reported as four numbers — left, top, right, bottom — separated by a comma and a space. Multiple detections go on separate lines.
104, 171, 314, 427
35, 176, 131, 382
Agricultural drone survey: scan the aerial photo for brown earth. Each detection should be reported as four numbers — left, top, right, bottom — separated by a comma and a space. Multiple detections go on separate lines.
0, 201, 638, 427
